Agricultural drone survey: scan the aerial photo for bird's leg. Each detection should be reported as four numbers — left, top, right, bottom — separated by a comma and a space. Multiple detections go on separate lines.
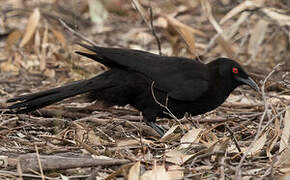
143, 117, 165, 137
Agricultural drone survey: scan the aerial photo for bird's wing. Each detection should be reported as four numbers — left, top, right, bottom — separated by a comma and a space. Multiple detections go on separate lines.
167, 80, 208, 101
76, 43, 209, 101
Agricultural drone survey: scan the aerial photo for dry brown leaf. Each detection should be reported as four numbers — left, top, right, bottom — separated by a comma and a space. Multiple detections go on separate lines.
248, 131, 267, 156
117, 139, 139, 147
275, 148, 290, 172
105, 0, 128, 14
5, 30, 23, 51
125, 30, 154, 46
43, 69, 55, 78
167, 165, 184, 180
228, 144, 247, 154
221, 1, 290, 27
160, 125, 179, 142
278, 168, 290, 174
277, 172, 290, 180
220, 1, 262, 24
0, 52, 21, 72
255, 0, 266, 4
128, 161, 140, 180
199, 138, 229, 160
200, 0, 222, 33
200, 136, 219, 149
220, 0, 230, 5
0, 156, 8, 168
200, 0, 236, 58
42, 23, 48, 46
92, 155, 112, 160
267, 117, 280, 158
166, 150, 194, 165
34, 29, 40, 54
78, 140, 100, 155
193, 165, 213, 171
224, 12, 250, 40
19, 8, 41, 47
269, 95, 290, 105
40, 22, 48, 71
166, 23, 196, 56
165, 16, 208, 56
51, 28, 66, 47
262, 8, 290, 27
215, 137, 230, 162
215, 137, 230, 153
73, 122, 87, 142
88, 130, 102, 146
131, 0, 149, 27
215, 36, 236, 59
166, 16, 207, 37
156, 17, 168, 28
117, 139, 153, 147
0, 61, 19, 72
248, 19, 269, 57
179, 128, 203, 149
175, 26, 196, 56
279, 108, 290, 152
141, 164, 171, 180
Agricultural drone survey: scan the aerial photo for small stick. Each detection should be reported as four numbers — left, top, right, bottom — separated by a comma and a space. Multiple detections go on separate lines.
35, 145, 45, 180
225, 123, 241, 153
150, 81, 185, 133
149, 7, 162, 55
131, 0, 162, 55
59, 18, 97, 46
150, 82, 177, 121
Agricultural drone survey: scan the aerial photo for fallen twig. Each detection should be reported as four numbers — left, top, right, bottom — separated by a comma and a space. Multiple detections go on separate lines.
18, 153, 131, 173
59, 18, 97, 46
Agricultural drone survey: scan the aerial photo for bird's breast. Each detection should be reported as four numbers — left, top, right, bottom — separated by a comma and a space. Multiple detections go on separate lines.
164, 94, 223, 118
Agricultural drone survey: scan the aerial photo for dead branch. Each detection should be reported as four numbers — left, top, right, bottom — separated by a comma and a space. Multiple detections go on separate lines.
18, 153, 130, 173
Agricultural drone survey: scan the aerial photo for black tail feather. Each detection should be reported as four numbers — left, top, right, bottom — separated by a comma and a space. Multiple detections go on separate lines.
8, 76, 112, 113
75, 43, 121, 67
75, 42, 98, 53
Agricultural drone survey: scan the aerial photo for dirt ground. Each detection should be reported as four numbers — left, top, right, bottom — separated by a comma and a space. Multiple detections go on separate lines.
0, 0, 290, 179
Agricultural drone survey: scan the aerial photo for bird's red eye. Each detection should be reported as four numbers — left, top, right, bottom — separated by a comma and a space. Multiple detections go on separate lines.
232, 67, 239, 74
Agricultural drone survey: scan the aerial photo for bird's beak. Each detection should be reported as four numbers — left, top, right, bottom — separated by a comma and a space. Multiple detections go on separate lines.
236, 76, 260, 92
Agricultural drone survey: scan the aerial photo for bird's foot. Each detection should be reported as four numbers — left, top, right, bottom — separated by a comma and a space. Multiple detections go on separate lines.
145, 121, 165, 137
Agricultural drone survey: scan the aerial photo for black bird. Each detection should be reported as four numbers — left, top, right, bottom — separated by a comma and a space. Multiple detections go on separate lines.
7, 43, 259, 136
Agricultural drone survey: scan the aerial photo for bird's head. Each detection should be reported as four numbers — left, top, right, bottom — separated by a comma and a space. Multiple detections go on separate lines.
212, 58, 259, 92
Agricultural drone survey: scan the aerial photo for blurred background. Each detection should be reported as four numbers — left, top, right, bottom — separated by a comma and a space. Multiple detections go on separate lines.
0, 0, 289, 85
